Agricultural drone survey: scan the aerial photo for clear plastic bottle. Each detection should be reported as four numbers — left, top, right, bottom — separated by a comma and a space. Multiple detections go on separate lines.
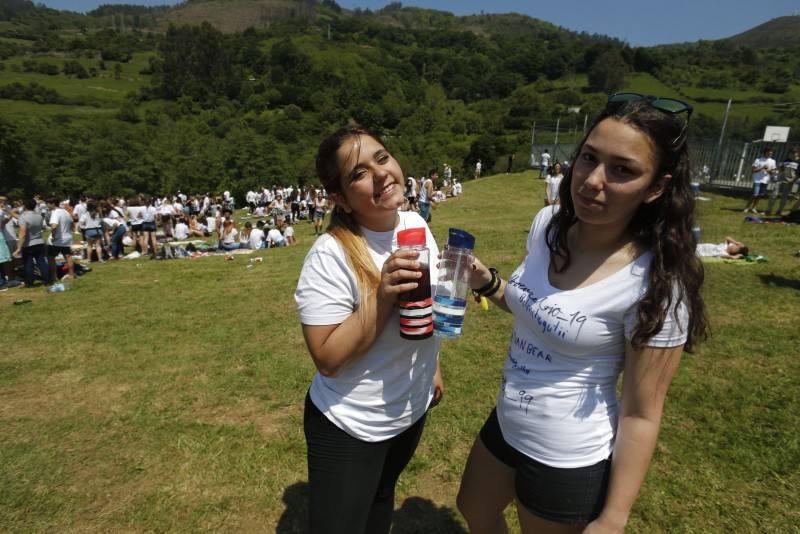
396, 227, 433, 340
433, 228, 475, 339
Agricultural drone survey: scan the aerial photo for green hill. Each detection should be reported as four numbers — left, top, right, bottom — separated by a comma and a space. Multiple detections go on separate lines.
723, 15, 800, 49
1, 1, 800, 198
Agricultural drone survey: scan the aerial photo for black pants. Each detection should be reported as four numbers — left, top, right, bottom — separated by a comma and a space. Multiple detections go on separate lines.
304, 393, 427, 534
22, 244, 48, 287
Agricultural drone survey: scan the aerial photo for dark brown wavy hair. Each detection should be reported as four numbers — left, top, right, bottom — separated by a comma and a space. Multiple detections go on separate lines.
548, 99, 707, 352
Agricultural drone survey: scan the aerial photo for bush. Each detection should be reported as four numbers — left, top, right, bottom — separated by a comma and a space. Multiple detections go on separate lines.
63, 59, 89, 79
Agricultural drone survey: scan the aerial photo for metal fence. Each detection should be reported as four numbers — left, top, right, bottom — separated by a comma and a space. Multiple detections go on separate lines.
531, 141, 800, 191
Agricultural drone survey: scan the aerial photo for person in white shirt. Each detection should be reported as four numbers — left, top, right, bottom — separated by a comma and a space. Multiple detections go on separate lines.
266, 226, 286, 247
283, 222, 295, 245
743, 147, 777, 214
140, 195, 159, 257
46, 198, 74, 281
174, 218, 189, 240
458, 95, 707, 531
544, 162, 564, 206
158, 196, 176, 239
249, 221, 266, 249
539, 149, 552, 178
80, 202, 105, 262
696, 236, 748, 259
104, 202, 127, 260
295, 126, 442, 533
246, 190, 257, 212
72, 197, 87, 226
218, 219, 239, 251
126, 197, 145, 253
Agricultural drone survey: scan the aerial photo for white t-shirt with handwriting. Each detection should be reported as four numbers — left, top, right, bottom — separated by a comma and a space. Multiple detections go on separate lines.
497, 207, 688, 468
295, 211, 440, 442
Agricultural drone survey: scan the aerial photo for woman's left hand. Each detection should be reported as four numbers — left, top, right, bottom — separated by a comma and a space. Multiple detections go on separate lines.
430, 363, 444, 408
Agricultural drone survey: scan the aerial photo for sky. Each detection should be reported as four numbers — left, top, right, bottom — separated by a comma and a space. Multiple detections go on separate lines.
39, 0, 800, 46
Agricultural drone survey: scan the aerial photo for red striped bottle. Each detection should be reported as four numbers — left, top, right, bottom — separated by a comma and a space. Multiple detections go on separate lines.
396, 227, 433, 340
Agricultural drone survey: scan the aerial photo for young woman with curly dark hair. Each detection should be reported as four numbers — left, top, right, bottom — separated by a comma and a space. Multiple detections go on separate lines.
457, 94, 708, 533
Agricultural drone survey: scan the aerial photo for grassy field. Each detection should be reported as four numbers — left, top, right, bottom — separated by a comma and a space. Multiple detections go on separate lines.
2, 172, 799, 532
0, 52, 154, 106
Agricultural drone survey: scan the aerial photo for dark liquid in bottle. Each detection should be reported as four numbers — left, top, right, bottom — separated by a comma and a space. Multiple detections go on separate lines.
398, 265, 433, 340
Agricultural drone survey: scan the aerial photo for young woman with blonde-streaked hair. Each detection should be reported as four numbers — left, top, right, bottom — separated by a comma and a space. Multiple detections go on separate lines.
295, 125, 443, 534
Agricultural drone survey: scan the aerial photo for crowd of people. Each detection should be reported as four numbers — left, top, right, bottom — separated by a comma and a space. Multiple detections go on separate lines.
0, 189, 301, 291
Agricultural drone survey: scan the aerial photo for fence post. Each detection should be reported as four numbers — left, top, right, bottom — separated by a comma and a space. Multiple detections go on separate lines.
553, 117, 560, 156
713, 99, 732, 180
735, 142, 749, 183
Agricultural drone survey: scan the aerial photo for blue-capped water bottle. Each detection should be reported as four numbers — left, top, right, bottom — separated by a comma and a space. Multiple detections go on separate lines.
433, 228, 475, 339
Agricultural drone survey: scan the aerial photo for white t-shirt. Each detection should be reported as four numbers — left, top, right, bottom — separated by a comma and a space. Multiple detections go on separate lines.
107, 206, 125, 223
174, 222, 189, 240
248, 228, 265, 249
127, 206, 144, 225
267, 228, 285, 246
141, 206, 157, 223
49, 207, 73, 247
541, 152, 552, 167
221, 227, 238, 245
696, 242, 729, 257
752, 156, 776, 184
545, 174, 563, 203
79, 212, 102, 230
73, 202, 87, 221
497, 207, 688, 468
295, 211, 441, 442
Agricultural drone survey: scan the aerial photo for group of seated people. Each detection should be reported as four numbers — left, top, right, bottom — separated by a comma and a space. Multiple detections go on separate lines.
215, 208, 295, 251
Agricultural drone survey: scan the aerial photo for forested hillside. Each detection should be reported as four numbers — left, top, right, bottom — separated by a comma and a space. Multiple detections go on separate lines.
1, 0, 799, 199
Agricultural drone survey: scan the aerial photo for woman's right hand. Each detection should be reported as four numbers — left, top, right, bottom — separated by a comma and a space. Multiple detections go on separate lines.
378, 249, 423, 304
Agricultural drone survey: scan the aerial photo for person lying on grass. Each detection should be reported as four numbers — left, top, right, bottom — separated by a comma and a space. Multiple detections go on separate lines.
696, 237, 748, 259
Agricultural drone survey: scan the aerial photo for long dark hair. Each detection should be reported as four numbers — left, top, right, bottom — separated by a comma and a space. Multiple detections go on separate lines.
547, 100, 707, 352
315, 125, 385, 300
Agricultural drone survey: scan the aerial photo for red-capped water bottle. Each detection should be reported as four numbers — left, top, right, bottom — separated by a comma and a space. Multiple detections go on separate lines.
396, 227, 433, 340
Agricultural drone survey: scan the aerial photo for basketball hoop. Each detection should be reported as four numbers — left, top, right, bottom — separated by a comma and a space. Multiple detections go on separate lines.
763, 126, 790, 143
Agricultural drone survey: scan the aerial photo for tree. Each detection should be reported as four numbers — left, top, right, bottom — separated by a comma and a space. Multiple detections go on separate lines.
154, 22, 239, 105
587, 50, 628, 94
0, 118, 31, 196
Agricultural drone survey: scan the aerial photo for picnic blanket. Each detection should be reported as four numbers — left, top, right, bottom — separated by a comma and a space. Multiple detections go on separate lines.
701, 255, 768, 264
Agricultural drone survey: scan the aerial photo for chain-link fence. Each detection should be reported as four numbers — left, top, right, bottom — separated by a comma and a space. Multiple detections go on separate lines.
530, 141, 799, 191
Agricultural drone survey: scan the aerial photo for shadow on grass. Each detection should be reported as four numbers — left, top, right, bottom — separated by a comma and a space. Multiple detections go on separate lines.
276, 482, 467, 533
758, 273, 800, 291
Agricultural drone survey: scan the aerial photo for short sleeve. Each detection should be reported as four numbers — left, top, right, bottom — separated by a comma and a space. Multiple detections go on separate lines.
49, 212, 58, 226
624, 292, 689, 348
526, 206, 556, 256
295, 249, 357, 326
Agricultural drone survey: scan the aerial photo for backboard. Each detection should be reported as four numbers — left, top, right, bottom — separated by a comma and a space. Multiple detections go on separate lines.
763, 126, 790, 142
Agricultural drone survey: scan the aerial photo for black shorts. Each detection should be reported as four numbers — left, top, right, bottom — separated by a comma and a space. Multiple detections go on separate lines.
130, 223, 143, 233
47, 245, 72, 258
479, 408, 611, 525
141, 222, 157, 232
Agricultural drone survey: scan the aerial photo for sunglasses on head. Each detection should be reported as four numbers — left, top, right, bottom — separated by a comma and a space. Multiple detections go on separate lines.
607, 92, 693, 146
